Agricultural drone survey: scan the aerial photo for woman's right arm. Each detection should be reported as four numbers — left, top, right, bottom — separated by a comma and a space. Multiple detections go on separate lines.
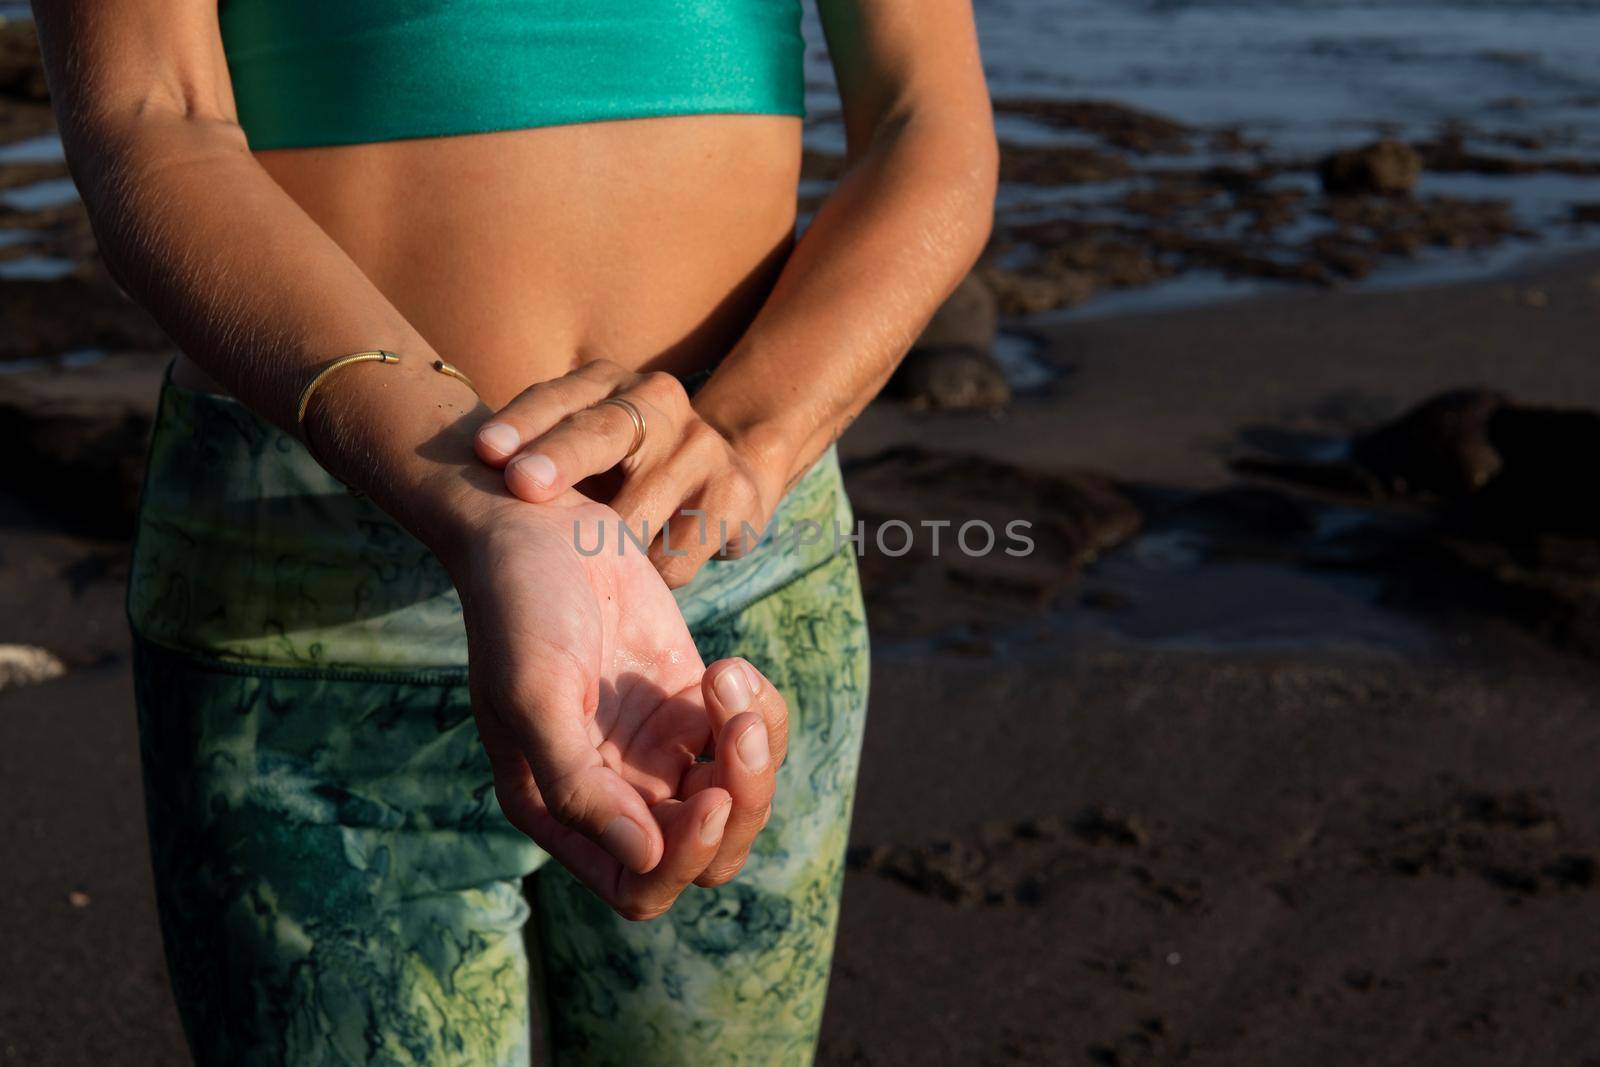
31, 0, 491, 545
31, 0, 789, 917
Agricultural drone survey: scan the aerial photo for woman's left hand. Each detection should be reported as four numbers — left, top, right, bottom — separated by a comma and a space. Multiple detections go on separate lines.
473, 359, 785, 588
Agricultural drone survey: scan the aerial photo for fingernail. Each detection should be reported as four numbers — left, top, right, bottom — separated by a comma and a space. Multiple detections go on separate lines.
477, 422, 521, 457
512, 452, 557, 489
700, 799, 732, 845
602, 816, 651, 871
736, 721, 770, 772
715, 662, 754, 713
740, 660, 763, 695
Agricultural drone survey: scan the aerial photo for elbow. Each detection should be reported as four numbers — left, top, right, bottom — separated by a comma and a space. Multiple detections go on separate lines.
64, 105, 249, 220
848, 96, 999, 270
902, 100, 999, 271
59, 109, 250, 297
948, 128, 1000, 273
970, 134, 1000, 246
64, 106, 248, 178
877, 107, 998, 274
965, 116, 1001, 199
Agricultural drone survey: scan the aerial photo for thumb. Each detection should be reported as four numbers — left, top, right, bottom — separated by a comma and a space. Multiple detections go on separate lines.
479, 664, 665, 875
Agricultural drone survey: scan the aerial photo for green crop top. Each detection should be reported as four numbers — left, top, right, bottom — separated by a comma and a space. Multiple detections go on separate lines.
218, 0, 808, 151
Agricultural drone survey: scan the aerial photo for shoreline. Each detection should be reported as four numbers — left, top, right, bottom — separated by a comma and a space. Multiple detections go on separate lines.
4, 12, 1600, 1064
851, 244, 1600, 490
1015, 230, 1600, 330
7, 13, 1600, 372
3, 184, 1599, 1067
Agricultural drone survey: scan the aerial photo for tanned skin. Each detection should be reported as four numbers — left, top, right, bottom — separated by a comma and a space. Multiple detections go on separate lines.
31, 0, 997, 918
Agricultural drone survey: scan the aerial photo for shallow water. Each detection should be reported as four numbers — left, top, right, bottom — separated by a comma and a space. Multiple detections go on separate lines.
11, 1, 1600, 163
4, 2, 1598, 329
0, 254, 74, 281
802, 0, 1600, 305
0, 132, 63, 166
0, 176, 79, 212
805, 0, 1600, 160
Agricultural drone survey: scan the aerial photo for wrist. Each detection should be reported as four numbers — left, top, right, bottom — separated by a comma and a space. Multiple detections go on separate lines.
406, 448, 516, 572
405, 434, 592, 581
289, 348, 550, 570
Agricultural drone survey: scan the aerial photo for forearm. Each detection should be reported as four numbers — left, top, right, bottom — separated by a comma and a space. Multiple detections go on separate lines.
692, 111, 998, 493
69, 112, 500, 551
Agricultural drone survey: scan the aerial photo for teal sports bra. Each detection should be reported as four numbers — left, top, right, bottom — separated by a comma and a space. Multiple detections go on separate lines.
218, 0, 808, 151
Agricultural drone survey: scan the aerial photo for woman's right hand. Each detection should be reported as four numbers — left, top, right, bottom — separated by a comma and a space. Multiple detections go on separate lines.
438, 489, 790, 920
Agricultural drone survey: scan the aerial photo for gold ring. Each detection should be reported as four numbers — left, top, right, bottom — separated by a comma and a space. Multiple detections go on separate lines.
597, 396, 647, 458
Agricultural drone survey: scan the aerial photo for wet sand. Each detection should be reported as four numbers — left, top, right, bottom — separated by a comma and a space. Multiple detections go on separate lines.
819, 249, 1600, 1065
4, 250, 1599, 1065
7, 12, 1600, 1061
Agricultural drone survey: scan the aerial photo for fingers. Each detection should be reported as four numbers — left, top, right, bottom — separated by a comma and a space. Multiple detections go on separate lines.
516, 787, 733, 922
683, 659, 792, 888
609, 682, 712, 802
473, 360, 625, 468
487, 731, 664, 876
705, 658, 790, 769
491, 658, 787, 913
494, 370, 692, 504
475, 364, 767, 590
608, 459, 700, 553
633, 467, 764, 588
503, 396, 666, 502
653, 507, 733, 589
649, 458, 767, 589
485, 654, 665, 876
614, 791, 733, 919
689, 712, 773, 887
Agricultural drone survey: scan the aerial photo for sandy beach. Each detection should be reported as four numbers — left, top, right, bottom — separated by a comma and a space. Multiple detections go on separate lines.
822, 248, 1600, 1066
6, 4, 1600, 1063
4, 246, 1598, 1064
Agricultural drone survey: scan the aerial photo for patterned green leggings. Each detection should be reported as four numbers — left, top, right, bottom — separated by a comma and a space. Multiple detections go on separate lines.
127, 376, 870, 1065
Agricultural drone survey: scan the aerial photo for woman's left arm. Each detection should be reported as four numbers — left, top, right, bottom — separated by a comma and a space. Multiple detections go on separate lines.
697, 0, 998, 515
476, 0, 997, 586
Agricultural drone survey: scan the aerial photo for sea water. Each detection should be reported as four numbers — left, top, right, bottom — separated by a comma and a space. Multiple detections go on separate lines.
799, 0, 1600, 318
805, 0, 1600, 161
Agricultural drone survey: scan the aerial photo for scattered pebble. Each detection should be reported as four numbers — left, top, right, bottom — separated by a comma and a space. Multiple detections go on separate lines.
0, 644, 66, 690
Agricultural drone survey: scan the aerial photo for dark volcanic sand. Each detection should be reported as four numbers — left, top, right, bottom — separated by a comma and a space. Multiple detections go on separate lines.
3, 252, 1599, 1065
821, 251, 1600, 1067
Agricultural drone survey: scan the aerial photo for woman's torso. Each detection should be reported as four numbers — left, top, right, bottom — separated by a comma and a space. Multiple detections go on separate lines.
174, 1, 808, 409
173, 117, 803, 409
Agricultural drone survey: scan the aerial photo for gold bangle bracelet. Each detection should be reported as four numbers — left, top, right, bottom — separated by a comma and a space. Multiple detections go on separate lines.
294, 349, 400, 428
294, 350, 481, 484
430, 357, 478, 397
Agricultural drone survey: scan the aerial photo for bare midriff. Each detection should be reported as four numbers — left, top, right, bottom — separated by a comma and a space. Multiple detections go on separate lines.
171, 114, 804, 410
